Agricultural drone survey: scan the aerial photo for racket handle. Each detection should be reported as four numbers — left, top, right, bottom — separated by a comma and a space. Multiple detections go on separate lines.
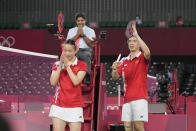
117, 53, 121, 62
118, 85, 121, 106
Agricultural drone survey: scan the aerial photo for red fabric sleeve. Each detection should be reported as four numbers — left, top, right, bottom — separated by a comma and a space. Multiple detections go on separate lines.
117, 61, 124, 76
79, 61, 87, 72
141, 53, 150, 65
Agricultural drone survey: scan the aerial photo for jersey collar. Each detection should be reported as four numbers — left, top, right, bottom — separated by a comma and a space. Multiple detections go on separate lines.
61, 57, 78, 69
135, 51, 142, 58
127, 51, 142, 60
71, 57, 78, 66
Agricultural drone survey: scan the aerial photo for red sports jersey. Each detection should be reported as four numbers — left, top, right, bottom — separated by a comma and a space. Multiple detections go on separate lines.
51, 58, 87, 108
117, 52, 149, 103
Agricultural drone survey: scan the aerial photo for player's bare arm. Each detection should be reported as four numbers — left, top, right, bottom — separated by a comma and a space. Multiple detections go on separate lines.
50, 56, 63, 86
67, 66, 86, 86
64, 56, 86, 86
132, 24, 151, 60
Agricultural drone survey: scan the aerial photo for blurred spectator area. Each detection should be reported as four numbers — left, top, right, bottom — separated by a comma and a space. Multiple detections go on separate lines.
1, 0, 196, 29
1, 20, 196, 29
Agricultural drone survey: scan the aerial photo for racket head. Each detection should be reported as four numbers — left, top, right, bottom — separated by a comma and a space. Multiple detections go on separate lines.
58, 11, 64, 34
125, 20, 135, 39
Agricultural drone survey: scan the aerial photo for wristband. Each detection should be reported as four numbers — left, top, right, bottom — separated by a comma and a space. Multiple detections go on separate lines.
62, 63, 65, 69
66, 65, 70, 68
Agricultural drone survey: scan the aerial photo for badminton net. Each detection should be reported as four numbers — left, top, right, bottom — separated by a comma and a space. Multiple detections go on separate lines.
0, 46, 58, 95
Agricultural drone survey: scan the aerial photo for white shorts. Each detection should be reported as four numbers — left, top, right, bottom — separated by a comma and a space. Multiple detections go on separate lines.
49, 105, 84, 123
121, 99, 148, 122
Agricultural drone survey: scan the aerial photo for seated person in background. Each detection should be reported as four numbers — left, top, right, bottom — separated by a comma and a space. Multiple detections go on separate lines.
158, 21, 166, 28
176, 16, 184, 26
66, 13, 96, 85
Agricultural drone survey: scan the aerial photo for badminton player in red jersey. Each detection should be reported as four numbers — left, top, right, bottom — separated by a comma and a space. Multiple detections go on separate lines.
112, 24, 150, 131
49, 39, 87, 131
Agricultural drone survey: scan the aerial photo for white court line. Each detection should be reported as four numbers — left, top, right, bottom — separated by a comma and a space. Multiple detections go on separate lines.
0, 46, 58, 58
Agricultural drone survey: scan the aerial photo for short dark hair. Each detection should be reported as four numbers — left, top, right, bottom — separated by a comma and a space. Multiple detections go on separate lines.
75, 13, 86, 20
63, 39, 77, 50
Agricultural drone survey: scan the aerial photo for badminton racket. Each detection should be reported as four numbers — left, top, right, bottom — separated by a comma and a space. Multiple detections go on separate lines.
57, 11, 65, 41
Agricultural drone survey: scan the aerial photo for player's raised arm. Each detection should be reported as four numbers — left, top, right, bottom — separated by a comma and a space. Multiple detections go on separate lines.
132, 24, 151, 60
